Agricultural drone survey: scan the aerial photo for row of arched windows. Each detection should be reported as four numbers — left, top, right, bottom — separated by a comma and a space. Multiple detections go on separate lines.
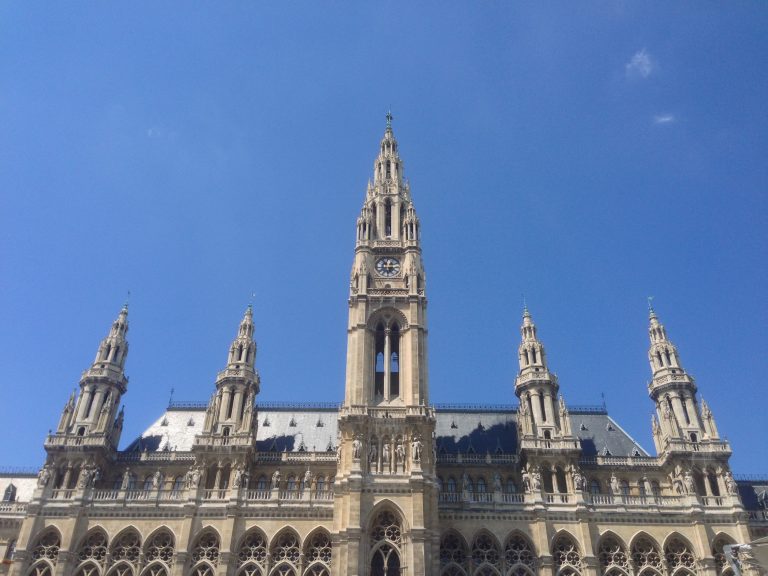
25, 526, 332, 576
439, 530, 736, 576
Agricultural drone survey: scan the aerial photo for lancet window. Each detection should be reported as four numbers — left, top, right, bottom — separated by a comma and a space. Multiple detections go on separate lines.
664, 538, 696, 575
144, 530, 175, 571
190, 531, 220, 576
598, 536, 629, 576
712, 536, 735, 576
304, 530, 332, 575
471, 533, 501, 574
111, 530, 141, 566
553, 534, 582, 576
370, 510, 402, 576
372, 316, 402, 401
270, 529, 300, 575
31, 530, 61, 566
77, 531, 108, 566
237, 530, 267, 576
630, 536, 663, 575
504, 534, 537, 576
440, 532, 469, 575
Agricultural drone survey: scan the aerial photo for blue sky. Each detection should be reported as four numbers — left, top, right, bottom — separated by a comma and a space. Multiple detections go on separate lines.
0, 3, 765, 473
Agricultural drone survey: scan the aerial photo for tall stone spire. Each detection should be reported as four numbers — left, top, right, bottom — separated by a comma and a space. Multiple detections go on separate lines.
514, 308, 574, 443
646, 306, 727, 454
198, 306, 260, 443
47, 305, 129, 452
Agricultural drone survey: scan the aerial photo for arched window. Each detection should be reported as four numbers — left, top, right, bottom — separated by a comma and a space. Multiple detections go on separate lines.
389, 324, 400, 398
619, 481, 630, 497
664, 537, 696, 574
598, 535, 629, 576
31, 530, 61, 565
506, 479, 517, 494
631, 536, 663, 574
77, 531, 108, 567
3, 483, 17, 501
553, 534, 581, 576
477, 478, 487, 493
190, 531, 220, 576
173, 476, 185, 492
370, 510, 402, 576
143, 476, 153, 491
505, 533, 537, 575
144, 529, 174, 568
384, 200, 392, 237
270, 530, 300, 575
304, 530, 332, 575
439, 532, 468, 575
471, 533, 501, 573
286, 476, 297, 492
447, 477, 457, 493
315, 476, 325, 496
237, 530, 267, 576
256, 476, 267, 491
111, 530, 141, 567
590, 480, 601, 495
374, 322, 386, 397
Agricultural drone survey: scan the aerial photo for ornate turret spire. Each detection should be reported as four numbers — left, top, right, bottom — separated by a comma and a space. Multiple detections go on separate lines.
198, 306, 260, 440
47, 305, 130, 452
645, 305, 727, 455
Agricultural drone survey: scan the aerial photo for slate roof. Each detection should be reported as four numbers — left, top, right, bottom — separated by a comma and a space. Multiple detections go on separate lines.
738, 478, 768, 510
124, 402, 649, 457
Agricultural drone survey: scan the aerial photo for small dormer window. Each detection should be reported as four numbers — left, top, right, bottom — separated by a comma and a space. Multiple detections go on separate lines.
3, 483, 16, 502
316, 418, 324, 428
602, 446, 612, 456
187, 418, 195, 426
632, 448, 641, 457
606, 423, 615, 432
263, 417, 270, 427
161, 417, 168, 426
289, 417, 297, 427
580, 422, 588, 431
450, 420, 458, 429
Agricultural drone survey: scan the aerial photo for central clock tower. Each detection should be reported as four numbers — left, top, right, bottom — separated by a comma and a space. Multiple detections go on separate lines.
334, 115, 438, 575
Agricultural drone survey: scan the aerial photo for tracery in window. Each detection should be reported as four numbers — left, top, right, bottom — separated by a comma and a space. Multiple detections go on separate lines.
77, 531, 108, 566
370, 510, 402, 576
270, 530, 300, 569
191, 531, 220, 567
440, 531, 468, 574
664, 537, 696, 573
504, 533, 537, 576
31, 530, 61, 565
471, 533, 501, 573
237, 530, 267, 576
3, 483, 17, 501
631, 536, 663, 573
598, 535, 629, 575
304, 529, 332, 574
145, 530, 175, 567
111, 530, 141, 566
553, 534, 581, 576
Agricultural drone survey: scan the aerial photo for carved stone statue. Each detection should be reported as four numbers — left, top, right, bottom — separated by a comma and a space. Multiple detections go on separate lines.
532, 470, 542, 491
233, 465, 244, 489
352, 436, 362, 460
395, 441, 405, 464
152, 469, 163, 489
571, 467, 585, 491
369, 442, 378, 463
610, 473, 620, 495
121, 467, 132, 490
724, 471, 737, 495
493, 472, 502, 492
642, 476, 653, 496
304, 469, 312, 487
271, 470, 281, 489
461, 472, 470, 493
412, 437, 422, 462
522, 469, 532, 493
382, 443, 391, 464
37, 465, 52, 488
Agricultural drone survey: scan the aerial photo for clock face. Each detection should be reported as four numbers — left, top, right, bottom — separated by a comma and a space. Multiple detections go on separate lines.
375, 257, 401, 277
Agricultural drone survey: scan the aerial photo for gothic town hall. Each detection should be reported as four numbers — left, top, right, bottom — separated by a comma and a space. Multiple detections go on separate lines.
1, 119, 766, 576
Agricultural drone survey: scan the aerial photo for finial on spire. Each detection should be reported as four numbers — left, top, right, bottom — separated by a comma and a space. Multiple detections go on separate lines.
647, 296, 655, 317
522, 294, 529, 316
123, 290, 131, 311
386, 109, 393, 131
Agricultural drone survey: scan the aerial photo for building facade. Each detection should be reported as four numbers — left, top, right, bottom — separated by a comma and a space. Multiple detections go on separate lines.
1, 118, 767, 576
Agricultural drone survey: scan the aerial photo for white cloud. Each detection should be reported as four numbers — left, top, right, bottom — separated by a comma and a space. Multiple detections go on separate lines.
653, 114, 676, 124
626, 49, 654, 79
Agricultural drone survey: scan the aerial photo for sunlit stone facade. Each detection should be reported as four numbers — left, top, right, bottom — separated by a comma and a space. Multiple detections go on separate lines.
1, 118, 766, 576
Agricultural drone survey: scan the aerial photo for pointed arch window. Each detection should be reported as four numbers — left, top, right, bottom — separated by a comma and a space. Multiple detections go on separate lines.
384, 200, 392, 237
631, 536, 663, 573
664, 537, 696, 573
370, 510, 402, 576
553, 534, 582, 576
598, 536, 629, 576
372, 317, 403, 402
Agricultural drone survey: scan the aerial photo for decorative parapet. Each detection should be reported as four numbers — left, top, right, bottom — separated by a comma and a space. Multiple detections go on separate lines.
44, 434, 114, 449
0, 502, 28, 516
580, 456, 660, 468
520, 438, 580, 451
